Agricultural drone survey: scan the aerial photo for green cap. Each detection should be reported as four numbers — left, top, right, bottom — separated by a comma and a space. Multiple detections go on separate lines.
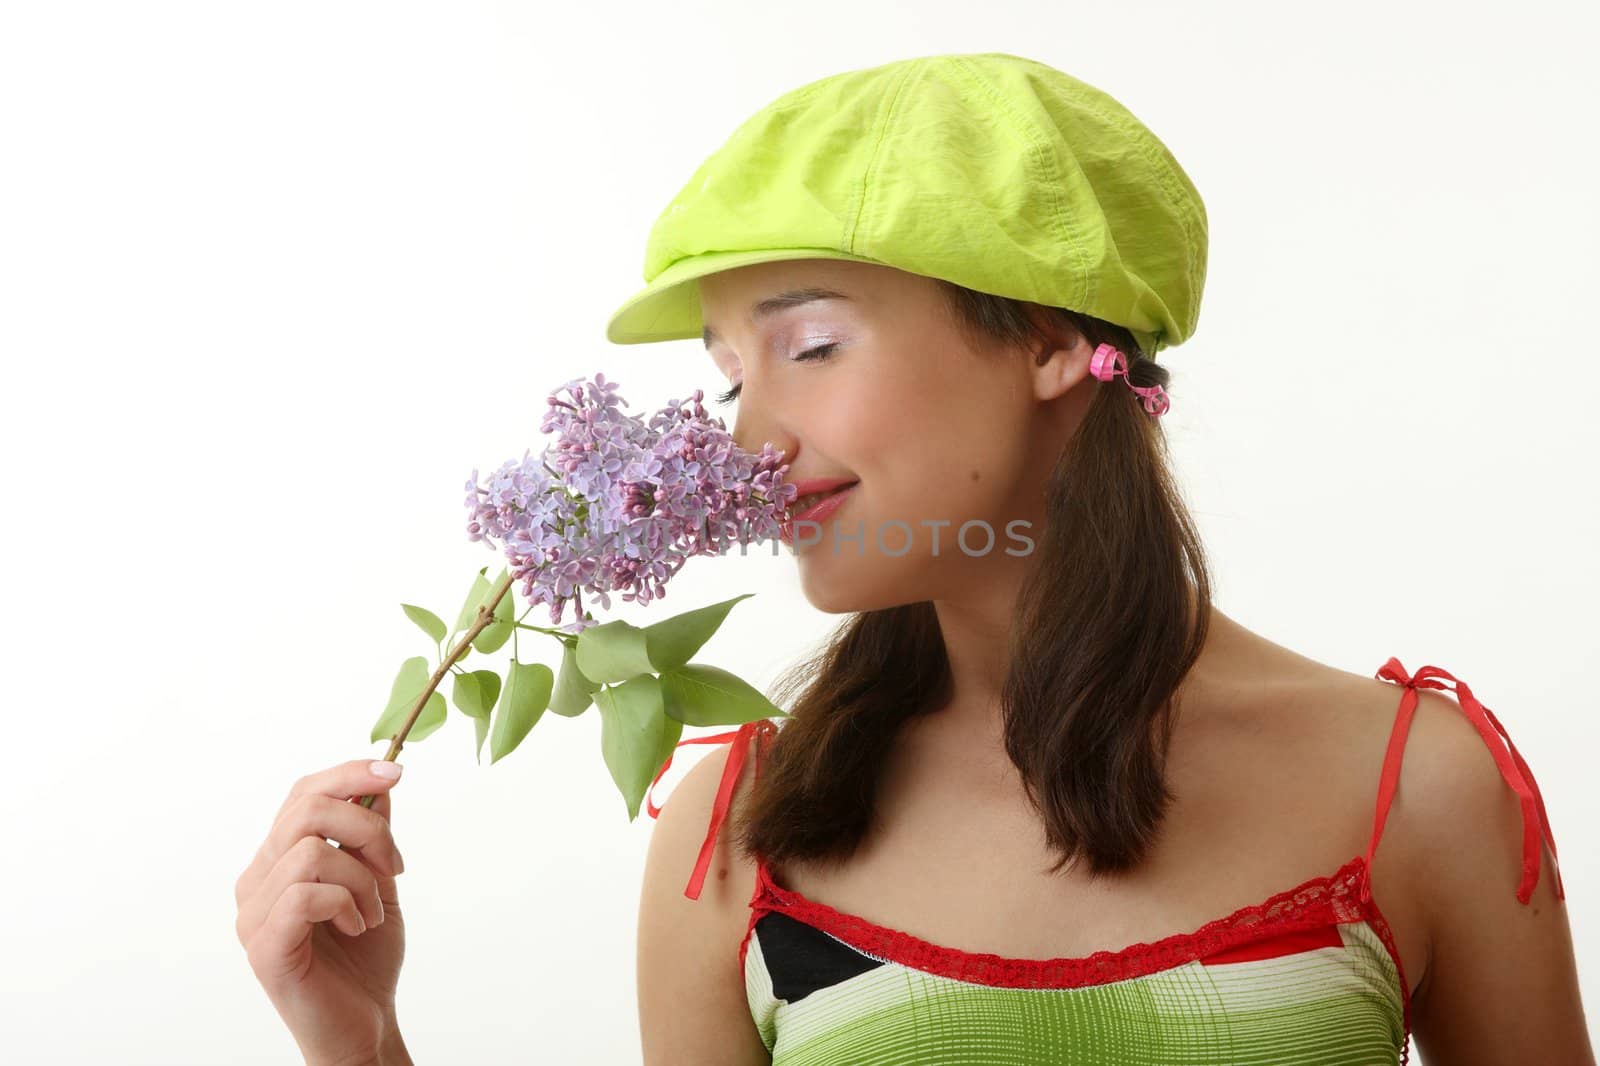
604, 52, 1207, 361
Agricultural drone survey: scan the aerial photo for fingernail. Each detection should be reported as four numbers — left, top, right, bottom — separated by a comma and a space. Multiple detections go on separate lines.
370, 761, 403, 780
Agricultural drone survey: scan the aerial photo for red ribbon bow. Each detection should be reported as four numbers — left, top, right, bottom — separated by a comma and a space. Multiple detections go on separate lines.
646, 718, 774, 900
1369, 657, 1564, 905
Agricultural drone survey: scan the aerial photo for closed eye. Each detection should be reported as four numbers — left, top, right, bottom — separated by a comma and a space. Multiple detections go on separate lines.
713, 343, 840, 406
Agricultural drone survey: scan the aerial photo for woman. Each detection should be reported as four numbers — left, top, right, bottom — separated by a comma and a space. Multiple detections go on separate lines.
235, 53, 1591, 1064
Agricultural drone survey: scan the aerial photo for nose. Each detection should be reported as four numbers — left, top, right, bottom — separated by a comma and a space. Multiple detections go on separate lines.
726, 380, 799, 471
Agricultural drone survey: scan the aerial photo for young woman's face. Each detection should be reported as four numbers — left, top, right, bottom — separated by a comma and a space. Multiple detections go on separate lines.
697, 258, 1092, 612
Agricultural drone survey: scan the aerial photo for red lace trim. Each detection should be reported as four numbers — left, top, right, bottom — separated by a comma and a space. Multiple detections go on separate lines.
752, 853, 1391, 987
1361, 875, 1415, 1066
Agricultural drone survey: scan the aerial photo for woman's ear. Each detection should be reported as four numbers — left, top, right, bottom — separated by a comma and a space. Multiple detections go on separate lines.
1021, 306, 1092, 402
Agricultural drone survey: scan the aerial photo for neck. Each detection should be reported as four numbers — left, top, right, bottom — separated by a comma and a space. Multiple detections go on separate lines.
920, 582, 1254, 759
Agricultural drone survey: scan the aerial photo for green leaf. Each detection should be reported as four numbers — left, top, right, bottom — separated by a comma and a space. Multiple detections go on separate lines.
659, 664, 785, 728
574, 619, 655, 684
488, 660, 553, 764
408, 691, 448, 743
471, 568, 516, 655
452, 566, 492, 635
371, 656, 432, 743
473, 714, 490, 764
595, 675, 675, 821
402, 603, 447, 645
370, 667, 448, 745
548, 641, 600, 718
642, 594, 754, 672
652, 714, 684, 800
451, 670, 501, 720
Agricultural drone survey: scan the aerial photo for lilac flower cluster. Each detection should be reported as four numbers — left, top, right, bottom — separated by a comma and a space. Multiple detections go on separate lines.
464, 373, 797, 634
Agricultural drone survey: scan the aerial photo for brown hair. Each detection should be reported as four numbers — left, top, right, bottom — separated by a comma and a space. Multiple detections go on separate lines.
730, 281, 1214, 881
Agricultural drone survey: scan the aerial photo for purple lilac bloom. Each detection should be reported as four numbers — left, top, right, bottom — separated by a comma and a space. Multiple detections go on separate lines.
464, 373, 797, 634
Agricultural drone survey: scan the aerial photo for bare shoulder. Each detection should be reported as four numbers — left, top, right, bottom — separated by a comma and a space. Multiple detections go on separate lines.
644, 729, 765, 910
1356, 674, 1592, 1063
636, 729, 769, 1066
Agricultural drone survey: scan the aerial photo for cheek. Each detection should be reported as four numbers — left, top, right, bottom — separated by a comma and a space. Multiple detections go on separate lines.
802, 339, 1031, 510
855, 381, 1020, 523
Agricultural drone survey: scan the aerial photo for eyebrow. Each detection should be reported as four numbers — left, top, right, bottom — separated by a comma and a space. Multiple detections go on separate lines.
702, 286, 852, 348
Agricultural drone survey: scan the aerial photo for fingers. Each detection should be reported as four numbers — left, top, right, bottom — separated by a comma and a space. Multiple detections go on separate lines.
280, 759, 405, 820
236, 760, 404, 910
366, 786, 392, 826
266, 791, 405, 880
245, 880, 367, 983
237, 835, 388, 948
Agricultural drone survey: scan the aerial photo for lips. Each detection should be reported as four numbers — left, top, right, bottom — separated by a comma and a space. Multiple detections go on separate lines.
780, 478, 858, 543
792, 488, 841, 513
786, 478, 858, 517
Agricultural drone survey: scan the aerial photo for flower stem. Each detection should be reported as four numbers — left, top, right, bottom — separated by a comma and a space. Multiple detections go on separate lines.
514, 620, 579, 641
345, 569, 519, 813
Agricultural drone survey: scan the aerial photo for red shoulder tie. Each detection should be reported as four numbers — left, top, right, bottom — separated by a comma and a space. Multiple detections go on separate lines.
645, 718, 774, 901
1371, 657, 1564, 904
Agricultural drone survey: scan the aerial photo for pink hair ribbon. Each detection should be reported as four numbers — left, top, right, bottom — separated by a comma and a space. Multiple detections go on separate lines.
1089, 343, 1170, 417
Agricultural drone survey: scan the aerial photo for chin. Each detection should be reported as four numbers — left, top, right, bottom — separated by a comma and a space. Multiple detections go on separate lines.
796, 560, 917, 615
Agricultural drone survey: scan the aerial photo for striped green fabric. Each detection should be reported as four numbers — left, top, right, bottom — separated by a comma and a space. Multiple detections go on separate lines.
743, 916, 1407, 1064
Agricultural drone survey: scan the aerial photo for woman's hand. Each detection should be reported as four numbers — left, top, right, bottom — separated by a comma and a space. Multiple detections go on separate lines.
235, 759, 409, 1065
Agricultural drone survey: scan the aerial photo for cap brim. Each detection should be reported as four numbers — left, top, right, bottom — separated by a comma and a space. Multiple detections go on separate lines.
604, 247, 888, 345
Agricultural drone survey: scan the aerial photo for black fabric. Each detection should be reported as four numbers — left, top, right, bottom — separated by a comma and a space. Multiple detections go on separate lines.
755, 912, 886, 1003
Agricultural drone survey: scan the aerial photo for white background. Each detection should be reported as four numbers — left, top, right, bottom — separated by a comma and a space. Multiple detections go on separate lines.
1, 1, 1595, 1062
